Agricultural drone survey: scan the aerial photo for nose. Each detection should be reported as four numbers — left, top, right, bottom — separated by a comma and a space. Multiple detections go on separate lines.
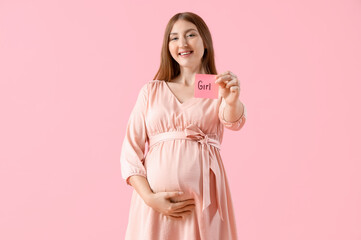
178, 36, 188, 47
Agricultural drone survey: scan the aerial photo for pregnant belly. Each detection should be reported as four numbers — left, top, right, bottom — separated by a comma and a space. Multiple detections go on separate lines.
145, 140, 202, 201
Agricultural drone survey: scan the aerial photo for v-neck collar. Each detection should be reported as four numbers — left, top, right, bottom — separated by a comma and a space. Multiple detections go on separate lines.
163, 81, 196, 106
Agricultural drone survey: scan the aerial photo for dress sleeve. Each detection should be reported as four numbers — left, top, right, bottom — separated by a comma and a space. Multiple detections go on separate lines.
218, 97, 247, 131
120, 83, 149, 186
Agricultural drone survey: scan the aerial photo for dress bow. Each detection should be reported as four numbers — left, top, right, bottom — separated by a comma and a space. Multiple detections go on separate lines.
184, 124, 225, 221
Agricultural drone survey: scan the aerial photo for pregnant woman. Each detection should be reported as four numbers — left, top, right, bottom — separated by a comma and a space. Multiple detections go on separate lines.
120, 12, 247, 240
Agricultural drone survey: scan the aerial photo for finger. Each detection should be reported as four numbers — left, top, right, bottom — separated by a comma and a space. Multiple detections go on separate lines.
169, 210, 193, 219
230, 86, 239, 92
169, 213, 191, 221
170, 210, 192, 216
228, 71, 237, 78
226, 70, 238, 79
215, 72, 226, 79
172, 204, 195, 213
216, 70, 233, 78
176, 197, 195, 202
166, 215, 183, 220
166, 191, 183, 198
172, 201, 195, 211
225, 79, 239, 88
172, 202, 196, 211
173, 198, 195, 206
215, 75, 232, 85
215, 71, 231, 80
170, 198, 193, 203
215, 72, 231, 80
169, 204, 193, 213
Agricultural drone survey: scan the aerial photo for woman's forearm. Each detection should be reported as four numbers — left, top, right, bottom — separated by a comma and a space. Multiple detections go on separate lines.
128, 175, 154, 204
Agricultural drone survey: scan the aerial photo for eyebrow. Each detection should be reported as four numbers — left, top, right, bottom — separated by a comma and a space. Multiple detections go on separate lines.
170, 28, 197, 36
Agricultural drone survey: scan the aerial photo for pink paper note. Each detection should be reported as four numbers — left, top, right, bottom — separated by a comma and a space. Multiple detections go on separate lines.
194, 74, 219, 99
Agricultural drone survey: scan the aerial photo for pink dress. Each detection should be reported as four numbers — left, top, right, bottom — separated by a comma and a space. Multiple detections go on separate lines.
120, 80, 247, 240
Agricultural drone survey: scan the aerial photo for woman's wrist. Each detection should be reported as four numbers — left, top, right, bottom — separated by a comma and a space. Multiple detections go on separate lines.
128, 175, 154, 204
223, 99, 244, 122
144, 192, 155, 206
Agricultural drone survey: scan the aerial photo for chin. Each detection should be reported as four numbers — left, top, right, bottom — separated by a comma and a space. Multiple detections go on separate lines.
178, 60, 202, 68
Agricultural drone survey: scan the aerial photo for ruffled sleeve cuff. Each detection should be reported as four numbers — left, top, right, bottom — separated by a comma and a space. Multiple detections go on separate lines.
219, 99, 247, 131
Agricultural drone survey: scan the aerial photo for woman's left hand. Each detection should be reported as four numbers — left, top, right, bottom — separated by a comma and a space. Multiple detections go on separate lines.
215, 70, 241, 106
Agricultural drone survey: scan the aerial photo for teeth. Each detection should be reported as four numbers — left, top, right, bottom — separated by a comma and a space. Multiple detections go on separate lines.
180, 51, 192, 55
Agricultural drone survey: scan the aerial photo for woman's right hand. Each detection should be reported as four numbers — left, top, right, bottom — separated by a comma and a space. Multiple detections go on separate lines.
145, 191, 196, 220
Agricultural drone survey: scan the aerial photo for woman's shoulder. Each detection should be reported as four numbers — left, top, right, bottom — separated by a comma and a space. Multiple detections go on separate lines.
143, 79, 165, 90
137, 80, 164, 96
147, 79, 165, 85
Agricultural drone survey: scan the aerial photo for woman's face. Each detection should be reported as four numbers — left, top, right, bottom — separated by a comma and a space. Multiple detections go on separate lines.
168, 19, 205, 69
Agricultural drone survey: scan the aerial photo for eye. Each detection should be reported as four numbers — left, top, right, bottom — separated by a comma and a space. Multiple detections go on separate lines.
170, 33, 196, 41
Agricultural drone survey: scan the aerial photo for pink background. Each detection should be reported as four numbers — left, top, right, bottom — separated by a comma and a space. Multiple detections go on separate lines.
1, 0, 360, 239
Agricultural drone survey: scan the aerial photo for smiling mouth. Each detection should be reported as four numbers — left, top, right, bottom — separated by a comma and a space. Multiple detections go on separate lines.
179, 51, 193, 56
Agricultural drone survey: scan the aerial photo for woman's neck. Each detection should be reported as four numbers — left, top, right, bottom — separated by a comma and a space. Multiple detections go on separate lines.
174, 65, 206, 86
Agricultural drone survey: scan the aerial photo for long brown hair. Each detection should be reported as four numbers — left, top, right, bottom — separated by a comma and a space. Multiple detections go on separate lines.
153, 12, 218, 82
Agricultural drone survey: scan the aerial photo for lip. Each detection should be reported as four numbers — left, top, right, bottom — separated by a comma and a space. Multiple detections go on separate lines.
178, 51, 193, 57
178, 50, 193, 55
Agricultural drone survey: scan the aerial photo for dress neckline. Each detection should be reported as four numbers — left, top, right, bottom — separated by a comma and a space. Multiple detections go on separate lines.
163, 81, 196, 105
